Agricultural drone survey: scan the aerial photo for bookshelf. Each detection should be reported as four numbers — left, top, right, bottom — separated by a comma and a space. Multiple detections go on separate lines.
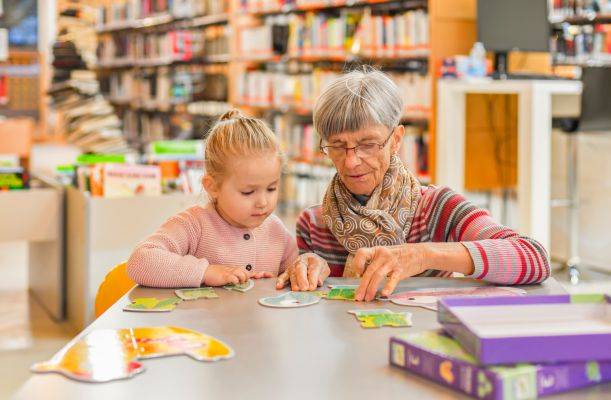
90, 0, 477, 196
230, 0, 476, 185
549, 2, 611, 68
93, 1, 231, 152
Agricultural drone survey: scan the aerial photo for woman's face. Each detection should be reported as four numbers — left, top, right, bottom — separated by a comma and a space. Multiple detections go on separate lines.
324, 124, 404, 195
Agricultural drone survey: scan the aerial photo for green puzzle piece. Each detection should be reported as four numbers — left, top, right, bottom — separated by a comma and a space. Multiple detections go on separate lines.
326, 288, 355, 301
124, 297, 183, 312
349, 309, 412, 328
175, 288, 218, 300
223, 279, 254, 293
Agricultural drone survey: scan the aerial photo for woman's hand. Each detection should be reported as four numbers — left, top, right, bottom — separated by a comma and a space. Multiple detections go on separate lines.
352, 245, 427, 301
276, 253, 330, 291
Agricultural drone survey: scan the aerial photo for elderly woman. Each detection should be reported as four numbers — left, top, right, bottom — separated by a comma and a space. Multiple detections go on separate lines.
276, 69, 550, 301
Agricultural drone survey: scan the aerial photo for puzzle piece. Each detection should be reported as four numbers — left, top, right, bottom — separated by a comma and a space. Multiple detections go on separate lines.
326, 284, 387, 301
175, 287, 218, 301
326, 287, 356, 301
31, 326, 234, 382
258, 292, 321, 308
223, 279, 254, 293
348, 309, 413, 329
389, 286, 526, 311
123, 297, 183, 312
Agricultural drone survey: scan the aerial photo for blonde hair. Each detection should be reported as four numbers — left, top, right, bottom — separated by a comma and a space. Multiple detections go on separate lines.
204, 109, 282, 179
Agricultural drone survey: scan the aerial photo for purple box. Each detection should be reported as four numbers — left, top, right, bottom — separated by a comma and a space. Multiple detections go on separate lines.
437, 294, 611, 365
389, 330, 611, 400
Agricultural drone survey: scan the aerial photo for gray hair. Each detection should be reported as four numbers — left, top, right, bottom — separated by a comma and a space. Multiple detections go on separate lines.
313, 68, 403, 140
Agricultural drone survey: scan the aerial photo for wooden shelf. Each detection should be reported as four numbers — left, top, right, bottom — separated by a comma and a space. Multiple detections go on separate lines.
550, 13, 611, 25
235, 51, 430, 64
96, 13, 229, 33
239, 0, 427, 16
552, 55, 611, 67
96, 55, 230, 69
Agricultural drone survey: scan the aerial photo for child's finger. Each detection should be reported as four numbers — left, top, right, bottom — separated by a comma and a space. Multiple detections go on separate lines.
234, 268, 248, 283
226, 274, 239, 285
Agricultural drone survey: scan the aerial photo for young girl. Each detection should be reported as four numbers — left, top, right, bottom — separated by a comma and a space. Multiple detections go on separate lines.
127, 110, 298, 288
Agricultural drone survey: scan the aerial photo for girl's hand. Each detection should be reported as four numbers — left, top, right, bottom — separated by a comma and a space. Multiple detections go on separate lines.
203, 264, 250, 286
251, 271, 273, 280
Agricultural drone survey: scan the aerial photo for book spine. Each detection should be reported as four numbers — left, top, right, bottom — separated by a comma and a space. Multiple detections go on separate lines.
389, 337, 502, 400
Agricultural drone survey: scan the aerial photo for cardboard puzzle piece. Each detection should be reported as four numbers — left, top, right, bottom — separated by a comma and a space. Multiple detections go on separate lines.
223, 279, 254, 293
389, 286, 527, 311
123, 297, 183, 312
258, 292, 321, 308
175, 287, 218, 301
326, 285, 357, 301
31, 326, 234, 382
326, 285, 387, 301
348, 309, 413, 329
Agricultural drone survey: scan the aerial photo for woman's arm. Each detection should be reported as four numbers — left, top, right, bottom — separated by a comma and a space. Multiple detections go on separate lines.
353, 187, 550, 301
423, 186, 550, 285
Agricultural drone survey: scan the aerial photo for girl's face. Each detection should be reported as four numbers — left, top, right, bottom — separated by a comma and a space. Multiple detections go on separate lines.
204, 152, 282, 229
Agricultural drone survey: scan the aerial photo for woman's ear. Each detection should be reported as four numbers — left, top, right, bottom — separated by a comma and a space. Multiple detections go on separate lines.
203, 175, 219, 201
391, 125, 405, 154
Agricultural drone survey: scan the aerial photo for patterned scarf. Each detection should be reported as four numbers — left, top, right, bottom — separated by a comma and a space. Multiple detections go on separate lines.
322, 155, 422, 277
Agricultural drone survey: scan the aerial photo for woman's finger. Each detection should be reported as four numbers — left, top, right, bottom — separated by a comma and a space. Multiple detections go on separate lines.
306, 263, 321, 291
295, 261, 309, 291
276, 271, 289, 289
352, 247, 375, 277
381, 270, 402, 297
355, 254, 385, 301
290, 268, 299, 291
365, 263, 391, 301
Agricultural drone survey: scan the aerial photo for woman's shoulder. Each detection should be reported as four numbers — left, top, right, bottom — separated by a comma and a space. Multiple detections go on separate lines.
296, 205, 325, 227
415, 184, 472, 217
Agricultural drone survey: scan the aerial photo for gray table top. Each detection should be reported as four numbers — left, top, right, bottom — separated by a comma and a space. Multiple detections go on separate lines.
14, 277, 611, 400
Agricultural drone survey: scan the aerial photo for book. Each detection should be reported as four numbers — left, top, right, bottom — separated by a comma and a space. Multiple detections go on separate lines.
0, 167, 28, 190
102, 164, 162, 198
390, 330, 611, 400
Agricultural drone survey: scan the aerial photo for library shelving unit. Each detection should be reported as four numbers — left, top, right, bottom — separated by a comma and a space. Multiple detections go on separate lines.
549, 7, 611, 68
93, 0, 476, 181
93, 0, 232, 152
228, 0, 477, 183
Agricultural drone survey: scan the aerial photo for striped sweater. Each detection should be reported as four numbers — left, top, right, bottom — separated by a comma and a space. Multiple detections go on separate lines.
296, 186, 550, 285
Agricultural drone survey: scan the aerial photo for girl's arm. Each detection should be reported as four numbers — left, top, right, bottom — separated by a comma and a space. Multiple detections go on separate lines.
127, 209, 210, 288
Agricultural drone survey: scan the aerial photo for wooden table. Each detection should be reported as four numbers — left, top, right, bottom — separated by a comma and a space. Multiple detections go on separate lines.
14, 277, 611, 399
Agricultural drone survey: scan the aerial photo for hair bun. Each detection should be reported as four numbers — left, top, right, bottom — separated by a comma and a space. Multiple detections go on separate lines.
219, 109, 242, 121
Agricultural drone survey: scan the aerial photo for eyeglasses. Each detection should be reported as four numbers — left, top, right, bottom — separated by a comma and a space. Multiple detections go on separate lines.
320, 129, 395, 159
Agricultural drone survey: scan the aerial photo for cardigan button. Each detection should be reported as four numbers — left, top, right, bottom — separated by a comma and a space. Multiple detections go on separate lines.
244, 233, 251, 240
245, 264, 252, 271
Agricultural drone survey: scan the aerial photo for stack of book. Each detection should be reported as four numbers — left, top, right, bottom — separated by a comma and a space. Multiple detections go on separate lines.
48, 69, 130, 153
390, 294, 611, 399
49, 5, 131, 154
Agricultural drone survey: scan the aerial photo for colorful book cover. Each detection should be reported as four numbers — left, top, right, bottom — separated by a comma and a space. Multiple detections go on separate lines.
0, 167, 28, 190
103, 164, 161, 198
390, 330, 611, 400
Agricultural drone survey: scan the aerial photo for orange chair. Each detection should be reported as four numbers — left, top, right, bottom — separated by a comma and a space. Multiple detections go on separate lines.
94, 262, 136, 318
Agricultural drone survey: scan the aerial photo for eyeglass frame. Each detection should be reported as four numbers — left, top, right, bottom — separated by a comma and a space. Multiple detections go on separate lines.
319, 127, 397, 159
